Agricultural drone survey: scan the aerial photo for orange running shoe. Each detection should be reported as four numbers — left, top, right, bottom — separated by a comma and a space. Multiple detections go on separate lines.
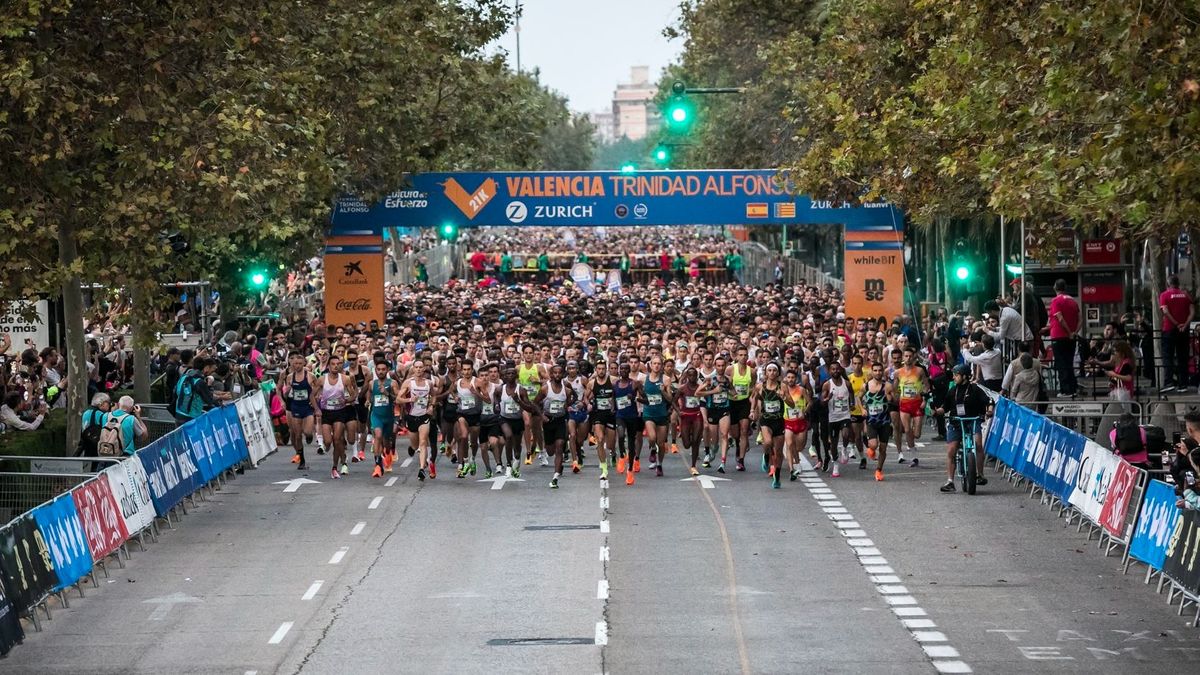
633, 459, 641, 473
626, 469, 635, 486
616, 456, 626, 474
689, 466, 700, 476
372, 465, 383, 478
671, 443, 679, 454
291, 454, 301, 464
875, 469, 884, 482
571, 461, 581, 474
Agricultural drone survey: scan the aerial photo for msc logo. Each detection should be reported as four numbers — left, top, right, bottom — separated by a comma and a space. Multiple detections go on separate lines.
863, 278, 887, 301
440, 177, 496, 220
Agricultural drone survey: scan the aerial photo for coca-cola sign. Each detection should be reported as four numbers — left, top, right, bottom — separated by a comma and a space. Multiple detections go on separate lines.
335, 298, 372, 311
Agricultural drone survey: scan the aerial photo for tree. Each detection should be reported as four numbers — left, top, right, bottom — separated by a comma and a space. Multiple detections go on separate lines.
592, 137, 651, 171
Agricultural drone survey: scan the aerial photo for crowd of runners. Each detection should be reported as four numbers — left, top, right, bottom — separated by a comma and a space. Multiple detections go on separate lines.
255, 236, 995, 493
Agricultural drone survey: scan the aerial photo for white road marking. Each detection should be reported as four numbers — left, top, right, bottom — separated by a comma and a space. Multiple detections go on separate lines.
865, 565, 895, 575
829, 513, 854, 521
871, 575, 902, 584
268, 622, 293, 644
848, 539, 876, 547
914, 631, 948, 642
328, 547, 348, 565
833, 520, 862, 529
597, 580, 609, 600
599, 546, 609, 562
600, 496, 609, 509
595, 621, 608, 646
884, 595, 918, 606
842, 528, 868, 537
933, 661, 973, 673
877, 585, 910, 595
855, 547, 884, 556
385, 477, 398, 487
302, 580, 323, 600
923, 645, 960, 659
368, 496, 383, 510
600, 519, 610, 533
400, 457, 413, 468
350, 522, 365, 535
903, 619, 937, 629
893, 607, 928, 617
823, 507, 849, 514
860, 556, 889, 566
274, 478, 320, 493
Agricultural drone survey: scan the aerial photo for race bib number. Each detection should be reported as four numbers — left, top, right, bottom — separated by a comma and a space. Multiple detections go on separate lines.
956, 404, 966, 417
764, 400, 781, 414
712, 392, 728, 405
415, 396, 429, 408
647, 393, 663, 406
232, 383, 243, 395
502, 400, 520, 416
867, 401, 885, 416
291, 389, 309, 402
734, 384, 749, 397
685, 396, 700, 409
617, 395, 632, 410
373, 395, 390, 408
596, 397, 613, 411
548, 399, 565, 415
901, 384, 918, 398
785, 406, 800, 420
524, 384, 539, 397
458, 393, 476, 411
833, 398, 848, 412
481, 402, 495, 416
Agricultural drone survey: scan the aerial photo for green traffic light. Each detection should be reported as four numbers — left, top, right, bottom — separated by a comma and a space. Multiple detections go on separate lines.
653, 146, 670, 164
438, 222, 460, 241
664, 96, 694, 132
620, 163, 637, 173
248, 270, 268, 289
954, 265, 970, 281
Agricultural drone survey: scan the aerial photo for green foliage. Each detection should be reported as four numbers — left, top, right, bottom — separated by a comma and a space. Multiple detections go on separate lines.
592, 137, 652, 171
667, 0, 1200, 242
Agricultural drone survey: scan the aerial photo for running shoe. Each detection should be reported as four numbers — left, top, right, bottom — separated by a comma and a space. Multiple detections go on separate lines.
831, 465, 840, 478
755, 431, 763, 445
331, 467, 340, 479
429, 462, 437, 479
372, 465, 382, 478
838, 449, 848, 465
599, 463, 609, 480
340, 463, 349, 476
976, 476, 989, 486
357, 449, 366, 462
317, 447, 325, 455
875, 469, 884, 482
702, 458, 711, 469
291, 454, 301, 464
633, 459, 641, 473
524, 454, 533, 466
351, 454, 361, 464
616, 456, 626, 474
849, 449, 858, 461
655, 465, 663, 477
761, 454, 768, 472
549, 476, 559, 489
702, 451, 712, 465
468, 462, 477, 476
736, 460, 745, 472
898, 452, 907, 463
505, 466, 513, 478
671, 443, 679, 454
808, 449, 818, 460
457, 465, 468, 479
297, 462, 308, 471
384, 456, 394, 473
859, 457, 868, 470
821, 458, 830, 473
911, 458, 920, 468
512, 465, 520, 479
717, 463, 726, 474
689, 466, 700, 476
939, 480, 955, 493
408, 447, 415, 457
418, 468, 426, 481
540, 453, 549, 467
572, 461, 581, 474
768, 465, 776, 478
626, 469, 635, 486
790, 467, 800, 482
649, 448, 657, 464
484, 470, 494, 479
771, 476, 781, 489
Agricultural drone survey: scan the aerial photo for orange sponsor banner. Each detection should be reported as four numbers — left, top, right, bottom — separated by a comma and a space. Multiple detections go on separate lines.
843, 246, 905, 324
324, 235, 385, 329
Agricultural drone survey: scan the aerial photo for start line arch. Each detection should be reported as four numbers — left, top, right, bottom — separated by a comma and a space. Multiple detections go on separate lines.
325, 170, 905, 326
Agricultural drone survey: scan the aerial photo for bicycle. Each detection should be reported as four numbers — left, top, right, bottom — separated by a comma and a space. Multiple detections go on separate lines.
952, 416, 983, 495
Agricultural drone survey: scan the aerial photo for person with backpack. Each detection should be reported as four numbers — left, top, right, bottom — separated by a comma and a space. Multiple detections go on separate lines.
77, 393, 113, 457
173, 356, 220, 426
100, 396, 147, 457
1109, 412, 1150, 471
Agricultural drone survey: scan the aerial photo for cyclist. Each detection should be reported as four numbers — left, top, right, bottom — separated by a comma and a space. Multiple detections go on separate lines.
935, 364, 990, 493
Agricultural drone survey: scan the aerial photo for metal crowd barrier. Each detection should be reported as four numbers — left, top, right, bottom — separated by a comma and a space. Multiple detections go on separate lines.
1024, 399, 1143, 445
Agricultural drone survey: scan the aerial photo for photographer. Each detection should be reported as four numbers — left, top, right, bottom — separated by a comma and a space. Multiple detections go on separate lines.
107, 396, 148, 456
0, 389, 44, 432
172, 356, 225, 426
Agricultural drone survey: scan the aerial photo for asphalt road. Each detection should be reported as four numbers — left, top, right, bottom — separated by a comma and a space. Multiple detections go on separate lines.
3, 434, 1197, 674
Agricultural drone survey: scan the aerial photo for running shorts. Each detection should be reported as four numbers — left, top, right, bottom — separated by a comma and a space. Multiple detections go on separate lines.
502, 416, 525, 436
544, 418, 568, 445
480, 422, 504, 440
784, 418, 808, 434
864, 422, 892, 445
762, 418, 785, 436
320, 407, 355, 425
405, 414, 432, 433
899, 398, 923, 416
643, 415, 669, 428
589, 412, 616, 430
729, 399, 751, 424
355, 403, 369, 424
459, 413, 481, 428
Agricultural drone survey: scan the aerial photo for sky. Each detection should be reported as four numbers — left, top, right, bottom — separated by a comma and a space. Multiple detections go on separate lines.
496, 0, 685, 113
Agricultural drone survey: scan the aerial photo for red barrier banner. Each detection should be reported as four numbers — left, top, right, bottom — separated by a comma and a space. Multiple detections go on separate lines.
1099, 460, 1139, 538
71, 476, 130, 562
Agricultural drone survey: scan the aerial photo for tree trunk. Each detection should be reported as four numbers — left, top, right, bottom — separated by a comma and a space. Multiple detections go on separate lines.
131, 281, 152, 404
58, 219, 87, 453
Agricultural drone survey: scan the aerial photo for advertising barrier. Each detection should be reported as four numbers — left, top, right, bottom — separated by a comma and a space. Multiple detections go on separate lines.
0, 576, 23, 656
1069, 441, 1122, 523
1129, 479, 1182, 570
1163, 509, 1200, 596
29, 495, 91, 591
102, 460, 156, 535
234, 391, 277, 466
0, 516, 58, 616
1099, 461, 1141, 539
140, 433, 202, 517
70, 474, 129, 563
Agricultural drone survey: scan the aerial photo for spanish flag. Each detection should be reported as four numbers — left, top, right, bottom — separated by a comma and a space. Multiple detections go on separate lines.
746, 203, 768, 218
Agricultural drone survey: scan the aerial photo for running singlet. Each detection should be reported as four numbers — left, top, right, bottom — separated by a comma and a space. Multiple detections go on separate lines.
731, 365, 752, 401
784, 386, 806, 420
848, 372, 867, 416
896, 367, 924, 401
828, 380, 851, 423
518, 363, 542, 399
500, 385, 523, 418
457, 380, 481, 414
760, 385, 783, 420
642, 376, 668, 420
480, 382, 499, 421
318, 375, 348, 411
864, 383, 891, 426
408, 380, 431, 416
289, 372, 312, 404
709, 377, 730, 409
614, 380, 638, 419
592, 378, 615, 412
543, 382, 568, 419
679, 386, 702, 417
370, 379, 395, 420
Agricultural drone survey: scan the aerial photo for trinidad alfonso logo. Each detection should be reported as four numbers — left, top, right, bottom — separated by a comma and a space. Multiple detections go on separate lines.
440, 177, 497, 219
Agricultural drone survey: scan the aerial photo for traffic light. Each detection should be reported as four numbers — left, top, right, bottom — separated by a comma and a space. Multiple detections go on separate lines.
620, 162, 637, 174
653, 145, 671, 165
664, 81, 694, 133
438, 222, 460, 242
247, 269, 269, 290
950, 240, 973, 284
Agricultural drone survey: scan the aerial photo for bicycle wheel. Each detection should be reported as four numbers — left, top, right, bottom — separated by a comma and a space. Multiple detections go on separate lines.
963, 445, 977, 495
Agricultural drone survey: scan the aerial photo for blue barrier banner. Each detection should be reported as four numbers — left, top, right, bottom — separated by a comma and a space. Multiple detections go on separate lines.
1129, 479, 1182, 570
984, 398, 1011, 462
1009, 404, 1044, 479
140, 432, 201, 517
1043, 424, 1087, 502
181, 417, 218, 484
214, 404, 249, 472
329, 170, 905, 232
29, 495, 92, 592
